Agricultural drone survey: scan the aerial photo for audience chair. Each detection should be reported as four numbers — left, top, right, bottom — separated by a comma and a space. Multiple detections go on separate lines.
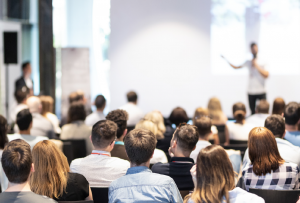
91, 187, 108, 203
215, 125, 226, 144
222, 144, 248, 159
230, 140, 248, 145
249, 188, 300, 203
62, 139, 87, 164
58, 201, 93, 203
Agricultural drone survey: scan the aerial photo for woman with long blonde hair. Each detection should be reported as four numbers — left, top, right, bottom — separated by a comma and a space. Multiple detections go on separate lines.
30, 140, 93, 201
185, 145, 264, 203
207, 97, 228, 125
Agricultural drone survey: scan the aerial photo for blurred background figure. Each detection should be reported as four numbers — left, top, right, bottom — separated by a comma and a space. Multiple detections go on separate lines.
15, 62, 34, 96
85, 95, 106, 127
272, 97, 285, 115
10, 89, 29, 123
40, 96, 61, 134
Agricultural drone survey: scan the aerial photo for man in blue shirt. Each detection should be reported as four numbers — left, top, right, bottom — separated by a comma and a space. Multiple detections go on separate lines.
109, 129, 183, 203
283, 102, 300, 147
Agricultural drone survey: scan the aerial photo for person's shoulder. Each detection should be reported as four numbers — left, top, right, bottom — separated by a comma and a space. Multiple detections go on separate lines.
109, 156, 130, 166
151, 162, 169, 173
230, 187, 264, 203
282, 161, 298, 170
8, 134, 22, 141
70, 157, 86, 169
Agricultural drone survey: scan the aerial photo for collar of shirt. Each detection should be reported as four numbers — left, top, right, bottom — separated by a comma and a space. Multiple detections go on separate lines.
91, 150, 111, 156
170, 157, 194, 164
115, 141, 124, 145
126, 166, 151, 175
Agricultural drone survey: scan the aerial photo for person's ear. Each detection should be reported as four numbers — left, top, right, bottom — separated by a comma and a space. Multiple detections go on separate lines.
123, 129, 128, 136
281, 113, 284, 117
172, 140, 177, 149
31, 163, 35, 173
151, 151, 154, 158
89, 135, 92, 142
29, 121, 33, 129
282, 130, 286, 139
192, 146, 196, 151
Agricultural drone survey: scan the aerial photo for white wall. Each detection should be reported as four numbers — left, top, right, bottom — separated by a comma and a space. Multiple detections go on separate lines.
0, 21, 22, 119
109, 0, 300, 117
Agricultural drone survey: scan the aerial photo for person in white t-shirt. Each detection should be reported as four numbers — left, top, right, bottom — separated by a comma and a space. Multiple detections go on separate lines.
246, 100, 270, 128
120, 91, 144, 126
85, 95, 106, 127
222, 43, 269, 115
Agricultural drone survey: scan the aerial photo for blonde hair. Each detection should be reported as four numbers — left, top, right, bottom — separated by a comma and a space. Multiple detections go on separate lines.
39, 96, 54, 116
144, 111, 166, 140
135, 120, 160, 139
207, 97, 223, 122
193, 107, 209, 124
30, 140, 69, 199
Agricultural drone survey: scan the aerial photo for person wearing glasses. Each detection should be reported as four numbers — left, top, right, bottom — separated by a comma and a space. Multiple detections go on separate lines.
70, 120, 130, 188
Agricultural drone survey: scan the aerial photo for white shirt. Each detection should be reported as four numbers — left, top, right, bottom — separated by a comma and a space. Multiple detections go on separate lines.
246, 113, 270, 128
10, 103, 28, 122
85, 111, 106, 127
243, 138, 300, 169
190, 140, 212, 163
119, 102, 144, 126
227, 122, 255, 141
24, 76, 33, 89
70, 150, 130, 188
242, 56, 268, 95
150, 148, 168, 164
45, 112, 61, 134
8, 134, 49, 149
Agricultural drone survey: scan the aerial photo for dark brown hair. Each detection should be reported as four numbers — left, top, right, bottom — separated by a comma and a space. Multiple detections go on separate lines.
16, 109, 32, 131
67, 102, 86, 123
248, 127, 284, 176
173, 124, 199, 152
272, 98, 285, 115
284, 102, 300, 125
185, 145, 235, 203
92, 120, 118, 148
256, 99, 269, 114
124, 128, 156, 165
1, 139, 32, 183
68, 92, 83, 104
264, 115, 285, 138
14, 89, 28, 104
0, 115, 8, 149
127, 91, 138, 102
106, 109, 128, 139
194, 117, 211, 138
233, 102, 246, 121
169, 107, 189, 127
95, 95, 106, 109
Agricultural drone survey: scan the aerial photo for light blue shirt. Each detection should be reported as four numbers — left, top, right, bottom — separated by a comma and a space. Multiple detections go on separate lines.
243, 138, 300, 169
109, 166, 183, 203
284, 131, 300, 147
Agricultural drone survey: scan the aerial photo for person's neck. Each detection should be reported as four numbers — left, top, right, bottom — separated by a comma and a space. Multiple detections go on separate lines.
116, 138, 124, 142
235, 119, 245, 124
6, 181, 31, 192
19, 130, 30, 135
130, 160, 150, 168
129, 101, 137, 105
173, 149, 190, 158
198, 135, 209, 142
96, 108, 104, 113
94, 147, 111, 153
286, 124, 299, 132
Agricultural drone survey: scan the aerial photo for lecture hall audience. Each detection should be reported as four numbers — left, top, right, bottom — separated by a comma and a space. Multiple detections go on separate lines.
85, 95, 106, 127
10, 89, 28, 123
0, 115, 8, 190
283, 102, 300, 147
109, 129, 183, 203
246, 99, 270, 127
272, 97, 285, 115
40, 95, 61, 134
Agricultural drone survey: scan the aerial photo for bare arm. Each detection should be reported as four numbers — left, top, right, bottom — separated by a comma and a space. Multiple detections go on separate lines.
252, 59, 269, 78
221, 55, 243, 69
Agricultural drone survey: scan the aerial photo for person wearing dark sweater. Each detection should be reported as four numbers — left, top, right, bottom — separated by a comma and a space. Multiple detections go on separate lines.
152, 123, 199, 191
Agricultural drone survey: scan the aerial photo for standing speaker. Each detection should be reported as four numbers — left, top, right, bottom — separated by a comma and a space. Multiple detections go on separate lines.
3, 32, 18, 64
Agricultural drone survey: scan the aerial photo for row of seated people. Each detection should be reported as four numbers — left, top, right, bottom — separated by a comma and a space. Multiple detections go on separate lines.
0, 101, 300, 202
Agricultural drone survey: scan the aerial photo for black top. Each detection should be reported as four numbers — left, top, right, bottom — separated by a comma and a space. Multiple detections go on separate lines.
15, 76, 33, 92
152, 157, 195, 190
156, 120, 175, 162
0, 191, 56, 203
54, 172, 89, 201
111, 144, 130, 161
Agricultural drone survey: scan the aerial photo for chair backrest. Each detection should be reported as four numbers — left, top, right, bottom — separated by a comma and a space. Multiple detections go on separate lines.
249, 188, 300, 203
215, 125, 226, 144
230, 140, 248, 145
58, 201, 93, 203
91, 187, 109, 203
222, 144, 248, 159
62, 139, 86, 164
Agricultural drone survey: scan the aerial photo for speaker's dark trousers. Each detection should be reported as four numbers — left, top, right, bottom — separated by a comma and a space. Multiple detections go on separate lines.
248, 93, 267, 115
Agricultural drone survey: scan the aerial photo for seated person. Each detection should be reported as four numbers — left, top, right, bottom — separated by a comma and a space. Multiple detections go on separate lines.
30, 140, 93, 201
272, 97, 285, 115
169, 107, 189, 128
106, 109, 129, 161
10, 89, 28, 123
226, 102, 254, 141
246, 99, 270, 127
152, 124, 199, 191
85, 95, 106, 127
70, 120, 130, 188
135, 119, 168, 164
242, 127, 300, 191
9, 109, 48, 149
109, 129, 183, 203
185, 145, 264, 203
0, 139, 55, 203
243, 115, 300, 169
283, 102, 300, 147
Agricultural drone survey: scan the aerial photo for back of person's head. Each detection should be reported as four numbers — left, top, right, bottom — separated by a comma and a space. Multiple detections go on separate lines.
144, 111, 166, 140
67, 101, 86, 123
248, 127, 284, 176
0, 115, 8, 149
39, 95, 54, 116
192, 107, 209, 124
26, 96, 42, 113
124, 128, 156, 165
186, 145, 235, 203
256, 99, 269, 114
127, 91, 138, 103
194, 117, 212, 138
95, 95, 106, 110
232, 102, 246, 121
106, 109, 128, 139
135, 119, 159, 139
264, 115, 285, 138
169, 107, 189, 127
207, 97, 223, 121
68, 92, 83, 104
272, 97, 285, 115
1, 139, 32, 184
92, 120, 118, 149
284, 102, 300, 125
14, 89, 28, 104
173, 124, 199, 152
30, 140, 69, 199
22, 61, 30, 71
16, 109, 32, 131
